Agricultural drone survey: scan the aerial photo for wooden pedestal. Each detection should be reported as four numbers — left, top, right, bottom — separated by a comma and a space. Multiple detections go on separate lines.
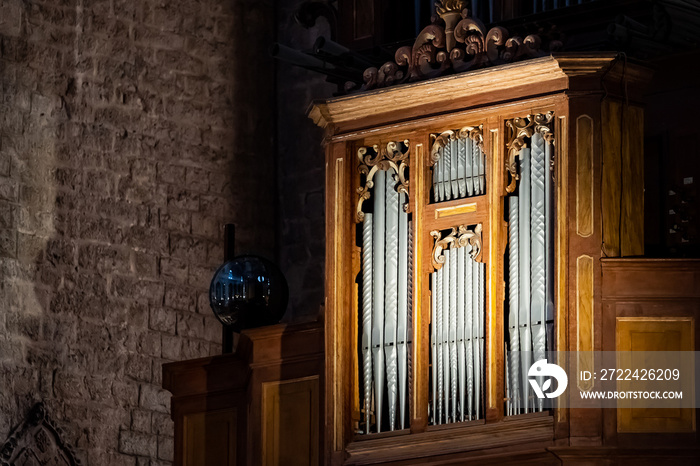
163, 321, 323, 466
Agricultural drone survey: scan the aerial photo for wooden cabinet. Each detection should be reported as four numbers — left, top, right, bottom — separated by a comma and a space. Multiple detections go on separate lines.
308, 47, 699, 462
163, 321, 323, 466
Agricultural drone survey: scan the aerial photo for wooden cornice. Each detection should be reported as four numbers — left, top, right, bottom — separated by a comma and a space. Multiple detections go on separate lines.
308, 53, 652, 134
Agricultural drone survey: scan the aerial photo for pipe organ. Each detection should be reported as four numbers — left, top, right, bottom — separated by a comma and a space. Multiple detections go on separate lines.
311, 51, 659, 465
504, 116, 556, 415
430, 225, 484, 424
431, 128, 485, 202
357, 142, 413, 433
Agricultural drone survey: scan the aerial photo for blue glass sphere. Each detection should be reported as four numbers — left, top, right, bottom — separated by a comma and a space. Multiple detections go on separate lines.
209, 255, 288, 330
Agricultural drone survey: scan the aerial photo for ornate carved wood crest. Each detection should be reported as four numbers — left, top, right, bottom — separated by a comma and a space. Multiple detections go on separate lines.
430, 224, 483, 269
361, 1, 562, 91
356, 140, 410, 223
505, 112, 555, 193
0, 403, 80, 466
429, 125, 483, 166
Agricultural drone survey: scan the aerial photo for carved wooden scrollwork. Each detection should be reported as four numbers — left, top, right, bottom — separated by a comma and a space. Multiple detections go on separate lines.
356, 140, 410, 223
430, 223, 482, 269
361, 4, 562, 91
505, 112, 555, 193
429, 125, 483, 166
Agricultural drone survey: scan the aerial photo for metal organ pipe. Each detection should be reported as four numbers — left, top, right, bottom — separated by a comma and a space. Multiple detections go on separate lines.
507, 197, 521, 414
384, 169, 399, 431
457, 246, 466, 422
442, 250, 451, 421
544, 142, 555, 354
518, 148, 532, 413
371, 169, 386, 431
505, 126, 555, 416
361, 213, 373, 434
436, 261, 444, 423
530, 133, 547, 412
429, 231, 484, 426
360, 164, 412, 434
465, 244, 474, 421
397, 192, 409, 430
433, 134, 485, 202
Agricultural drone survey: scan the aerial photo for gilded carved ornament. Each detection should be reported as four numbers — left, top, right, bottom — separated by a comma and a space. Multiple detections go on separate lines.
429, 125, 484, 166
505, 112, 555, 193
430, 224, 483, 269
362, 3, 562, 90
356, 140, 410, 223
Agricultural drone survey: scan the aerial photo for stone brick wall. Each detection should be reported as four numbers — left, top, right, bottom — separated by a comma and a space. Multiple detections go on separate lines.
0, 0, 275, 464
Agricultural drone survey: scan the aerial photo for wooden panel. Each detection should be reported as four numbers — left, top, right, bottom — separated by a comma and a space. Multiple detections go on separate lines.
485, 123, 504, 421
434, 201, 477, 219
602, 100, 622, 256
412, 141, 429, 432
600, 100, 644, 258
576, 115, 594, 238
262, 376, 319, 466
555, 113, 570, 430
325, 140, 351, 461
621, 105, 644, 256
576, 255, 594, 391
183, 409, 237, 466
616, 318, 695, 433
601, 259, 700, 299
425, 194, 488, 232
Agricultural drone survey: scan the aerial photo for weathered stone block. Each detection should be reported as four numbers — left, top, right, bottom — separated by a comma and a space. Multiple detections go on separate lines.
0, 228, 17, 258
139, 384, 169, 414
131, 409, 152, 433
126, 353, 153, 383
175, 312, 204, 338
164, 285, 195, 312
54, 371, 87, 400
157, 435, 174, 461
118, 430, 157, 458
160, 256, 188, 284
156, 162, 186, 185
160, 334, 180, 361
151, 411, 173, 437
148, 307, 175, 335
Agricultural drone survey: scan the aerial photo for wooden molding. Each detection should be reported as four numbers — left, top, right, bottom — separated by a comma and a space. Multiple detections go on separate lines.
308, 54, 651, 133
345, 415, 554, 465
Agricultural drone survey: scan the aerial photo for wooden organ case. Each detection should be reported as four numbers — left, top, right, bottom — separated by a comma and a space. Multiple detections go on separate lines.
309, 14, 700, 463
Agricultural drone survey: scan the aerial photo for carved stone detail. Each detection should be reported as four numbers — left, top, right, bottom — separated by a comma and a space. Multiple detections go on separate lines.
505, 112, 555, 193
1, 403, 80, 466
429, 125, 483, 165
356, 140, 410, 223
430, 224, 482, 269
362, 6, 562, 90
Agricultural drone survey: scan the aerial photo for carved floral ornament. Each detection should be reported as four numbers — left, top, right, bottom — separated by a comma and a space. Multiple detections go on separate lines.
505, 112, 555, 193
431, 224, 483, 269
356, 140, 410, 223
362, 1, 562, 90
429, 125, 483, 166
